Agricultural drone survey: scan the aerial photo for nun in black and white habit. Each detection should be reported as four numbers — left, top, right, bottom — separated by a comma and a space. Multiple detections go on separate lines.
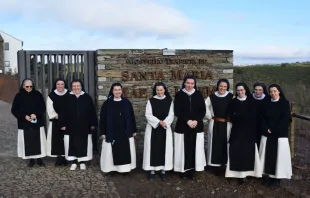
174, 75, 206, 179
100, 83, 137, 173
46, 78, 69, 166
142, 82, 174, 179
225, 82, 262, 184
205, 79, 233, 174
59, 79, 97, 170
11, 78, 47, 167
252, 82, 270, 148
259, 84, 292, 188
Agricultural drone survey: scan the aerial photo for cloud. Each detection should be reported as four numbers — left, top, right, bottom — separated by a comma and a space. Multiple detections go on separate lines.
237, 45, 310, 59
0, 0, 194, 38
18, 28, 309, 64
2, 3, 309, 66
234, 45, 310, 65
21, 31, 309, 65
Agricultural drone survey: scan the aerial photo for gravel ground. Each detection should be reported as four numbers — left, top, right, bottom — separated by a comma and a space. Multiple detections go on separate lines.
0, 100, 118, 198
0, 156, 119, 198
105, 167, 300, 198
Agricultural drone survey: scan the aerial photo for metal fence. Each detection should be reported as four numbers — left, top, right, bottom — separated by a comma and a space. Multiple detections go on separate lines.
290, 102, 310, 168
17, 50, 96, 102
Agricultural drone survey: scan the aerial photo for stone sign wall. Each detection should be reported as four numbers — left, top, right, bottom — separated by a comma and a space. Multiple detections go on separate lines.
96, 49, 233, 163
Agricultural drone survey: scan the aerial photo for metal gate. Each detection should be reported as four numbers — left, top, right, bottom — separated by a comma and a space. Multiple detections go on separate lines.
17, 50, 96, 102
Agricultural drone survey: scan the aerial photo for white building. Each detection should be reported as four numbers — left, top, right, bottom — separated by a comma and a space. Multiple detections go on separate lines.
0, 30, 23, 74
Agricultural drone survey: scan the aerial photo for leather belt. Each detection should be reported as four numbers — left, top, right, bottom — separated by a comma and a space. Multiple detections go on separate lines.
212, 116, 229, 122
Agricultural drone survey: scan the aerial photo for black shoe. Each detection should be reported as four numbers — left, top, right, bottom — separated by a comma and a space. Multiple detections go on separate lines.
55, 156, 62, 166
62, 157, 68, 166
268, 179, 281, 188
148, 172, 155, 180
180, 172, 186, 180
262, 177, 272, 186
238, 178, 247, 185
28, 159, 35, 167
37, 158, 45, 166
160, 173, 166, 181
187, 170, 195, 180
214, 167, 222, 176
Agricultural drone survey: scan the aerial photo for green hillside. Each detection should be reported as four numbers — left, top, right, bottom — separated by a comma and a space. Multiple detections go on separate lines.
233, 64, 310, 115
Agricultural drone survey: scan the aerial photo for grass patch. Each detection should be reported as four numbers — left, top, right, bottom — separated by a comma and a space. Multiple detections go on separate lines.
234, 65, 310, 115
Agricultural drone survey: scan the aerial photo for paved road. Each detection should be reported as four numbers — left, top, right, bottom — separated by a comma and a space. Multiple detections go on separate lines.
0, 100, 17, 157
0, 100, 119, 198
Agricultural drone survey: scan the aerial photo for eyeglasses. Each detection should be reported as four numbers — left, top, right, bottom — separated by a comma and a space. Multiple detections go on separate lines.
25, 86, 33, 88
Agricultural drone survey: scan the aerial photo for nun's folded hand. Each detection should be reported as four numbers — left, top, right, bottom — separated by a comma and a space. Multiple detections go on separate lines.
25, 115, 31, 121
187, 120, 193, 127
268, 129, 272, 133
160, 121, 167, 128
61, 127, 66, 130
101, 135, 106, 139
133, 133, 137, 137
187, 120, 197, 128
30, 114, 36, 119
91, 126, 95, 130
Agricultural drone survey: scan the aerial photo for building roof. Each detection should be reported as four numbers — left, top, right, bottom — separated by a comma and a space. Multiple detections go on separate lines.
0, 30, 23, 42
0, 34, 3, 42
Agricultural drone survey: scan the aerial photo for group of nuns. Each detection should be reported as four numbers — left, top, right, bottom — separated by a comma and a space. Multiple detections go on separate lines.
11, 74, 292, 188
206, 79, 292, 188
12, 78, 97, 170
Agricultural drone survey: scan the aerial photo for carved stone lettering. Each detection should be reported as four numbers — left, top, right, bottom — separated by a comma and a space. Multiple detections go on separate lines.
158, 71, 164, 80
125, 58, 211, 65
199, 86, 216, 98
121, 86, 216, 99
171, 70, 183, 80
131, 72, 138, 81
139, 88, 147, 98
129, 49, 144, 54
121, 69, 214, 81
139, 72, 147, 80
132, 89, 139, 98
121, 71, 129, 81
122, 87, 129, 97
